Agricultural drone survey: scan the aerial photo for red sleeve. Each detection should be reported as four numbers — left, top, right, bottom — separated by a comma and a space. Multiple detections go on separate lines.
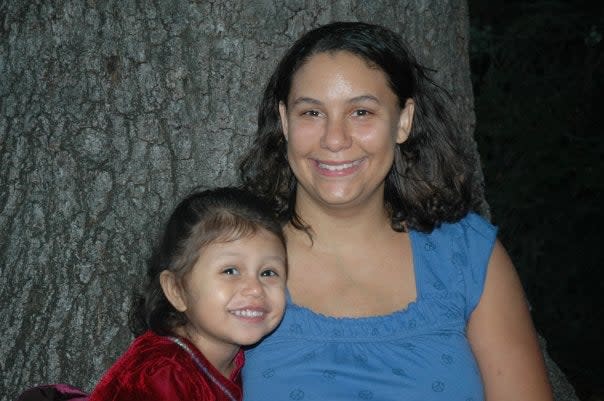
136, 359, 211, 401
91, 356, 213, 401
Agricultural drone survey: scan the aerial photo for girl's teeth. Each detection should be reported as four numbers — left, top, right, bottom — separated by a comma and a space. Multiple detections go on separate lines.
318, 160, 361, 171
232, 309, 264, 317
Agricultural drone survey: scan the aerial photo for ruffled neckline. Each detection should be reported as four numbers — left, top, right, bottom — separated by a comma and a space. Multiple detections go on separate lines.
280, 230, 466, 341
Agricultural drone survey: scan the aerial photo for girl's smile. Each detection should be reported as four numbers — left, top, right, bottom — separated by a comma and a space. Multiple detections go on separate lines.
162, 228, 287, 366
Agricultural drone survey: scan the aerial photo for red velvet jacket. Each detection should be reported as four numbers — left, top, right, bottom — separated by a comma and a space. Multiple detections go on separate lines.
89, 331, 244, 401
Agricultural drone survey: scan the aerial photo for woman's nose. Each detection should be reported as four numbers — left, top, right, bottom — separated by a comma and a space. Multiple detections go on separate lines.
320, 118, 352, 152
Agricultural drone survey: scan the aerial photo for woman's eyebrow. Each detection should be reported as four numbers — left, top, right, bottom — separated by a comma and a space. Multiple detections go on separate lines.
348, 94, 381, 104
291, 96, 323, 106
291, 95, 380, 106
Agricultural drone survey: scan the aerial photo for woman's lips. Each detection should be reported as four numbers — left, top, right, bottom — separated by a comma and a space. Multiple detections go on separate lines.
314, 158, 365, 176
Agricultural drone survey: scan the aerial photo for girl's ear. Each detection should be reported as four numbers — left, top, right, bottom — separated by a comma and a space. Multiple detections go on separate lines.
278, 101, 289, 141
160, 271, 187, 312
396, 98, 415, 144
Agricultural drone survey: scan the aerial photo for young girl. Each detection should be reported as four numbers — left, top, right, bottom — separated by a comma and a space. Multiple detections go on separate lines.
89, 187, 287, 401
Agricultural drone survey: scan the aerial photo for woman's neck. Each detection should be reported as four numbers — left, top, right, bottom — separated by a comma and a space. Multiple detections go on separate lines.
291, 193, 393, 250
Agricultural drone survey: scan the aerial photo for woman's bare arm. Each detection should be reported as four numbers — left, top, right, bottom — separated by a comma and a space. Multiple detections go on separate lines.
468, 240, 553, 401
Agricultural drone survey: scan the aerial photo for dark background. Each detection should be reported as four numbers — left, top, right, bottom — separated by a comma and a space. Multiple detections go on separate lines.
469, 0, 603, 399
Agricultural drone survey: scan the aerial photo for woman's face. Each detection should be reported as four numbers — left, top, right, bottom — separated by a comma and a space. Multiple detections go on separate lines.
279, 51, 414, 213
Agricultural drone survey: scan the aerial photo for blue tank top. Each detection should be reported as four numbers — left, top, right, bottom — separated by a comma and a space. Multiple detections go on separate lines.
243, 213, 497, 401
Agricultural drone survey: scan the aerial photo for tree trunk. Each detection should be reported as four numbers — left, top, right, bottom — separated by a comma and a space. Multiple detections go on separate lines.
0, 1, 576, 400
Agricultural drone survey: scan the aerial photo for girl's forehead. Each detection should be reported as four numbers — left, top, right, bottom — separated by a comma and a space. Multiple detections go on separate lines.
201, 228, 285, 252
189, 230, 286, 270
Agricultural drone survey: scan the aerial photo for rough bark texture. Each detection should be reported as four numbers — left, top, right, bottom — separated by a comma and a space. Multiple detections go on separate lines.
0, 1, 576, 400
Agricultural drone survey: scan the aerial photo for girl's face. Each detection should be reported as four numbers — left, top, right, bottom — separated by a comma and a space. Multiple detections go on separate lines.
162, 228, 287, 357
279, 51, 414, 213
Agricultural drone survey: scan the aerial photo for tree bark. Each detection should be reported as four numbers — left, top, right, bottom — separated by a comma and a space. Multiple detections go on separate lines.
0, 1, 575, 400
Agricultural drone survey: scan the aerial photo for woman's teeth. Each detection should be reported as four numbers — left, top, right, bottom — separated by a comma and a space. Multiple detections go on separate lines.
317, 159, 362, 171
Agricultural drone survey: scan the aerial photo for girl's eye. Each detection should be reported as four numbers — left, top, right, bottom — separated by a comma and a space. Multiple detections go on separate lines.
260, 269, 279, 277
222, 267, 240, 275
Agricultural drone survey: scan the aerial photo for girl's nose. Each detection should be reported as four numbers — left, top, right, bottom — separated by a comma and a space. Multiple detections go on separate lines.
241, 276, 263, 297
320, 118, 352, 152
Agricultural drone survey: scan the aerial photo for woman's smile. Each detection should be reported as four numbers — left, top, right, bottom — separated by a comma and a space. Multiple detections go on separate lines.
279, 50, 412, 209
313, 158, 366, 176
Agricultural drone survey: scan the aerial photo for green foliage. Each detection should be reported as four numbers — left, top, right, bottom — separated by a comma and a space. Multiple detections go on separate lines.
470, 0, 603, 394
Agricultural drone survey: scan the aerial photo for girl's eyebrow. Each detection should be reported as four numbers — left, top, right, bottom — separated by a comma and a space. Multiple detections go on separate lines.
214, 251, 286, 263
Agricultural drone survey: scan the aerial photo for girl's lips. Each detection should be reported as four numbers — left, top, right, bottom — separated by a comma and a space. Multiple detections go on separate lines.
313, 158, 365, 176
229, 307, 268, 322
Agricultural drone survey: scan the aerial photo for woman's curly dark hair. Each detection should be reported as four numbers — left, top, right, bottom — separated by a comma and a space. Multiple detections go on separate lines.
239, 21, 479, 233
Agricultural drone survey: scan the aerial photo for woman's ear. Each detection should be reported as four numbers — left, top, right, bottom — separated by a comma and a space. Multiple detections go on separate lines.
396, 98, 415, 144
160, 271, 187, 312
278, 101, 289, 141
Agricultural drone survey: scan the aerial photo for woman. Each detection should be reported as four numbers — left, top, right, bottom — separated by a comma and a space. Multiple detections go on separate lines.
240, 22, 552, 400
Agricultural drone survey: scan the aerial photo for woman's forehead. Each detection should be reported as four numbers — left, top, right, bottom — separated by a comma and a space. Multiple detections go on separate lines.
288, 51, 394, 104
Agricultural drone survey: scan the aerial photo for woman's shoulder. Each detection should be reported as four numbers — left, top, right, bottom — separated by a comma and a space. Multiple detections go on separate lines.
417, 212, 498, 320
460, 212, 497, 238
415, 212, 497, 261
438, 212, 496, 237
417, 212, 497, 248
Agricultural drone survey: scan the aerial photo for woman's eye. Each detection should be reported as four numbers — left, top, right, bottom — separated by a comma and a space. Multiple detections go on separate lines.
302, 110, 320, 117
222, 267, 240, 275
353, 109, 371, 117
